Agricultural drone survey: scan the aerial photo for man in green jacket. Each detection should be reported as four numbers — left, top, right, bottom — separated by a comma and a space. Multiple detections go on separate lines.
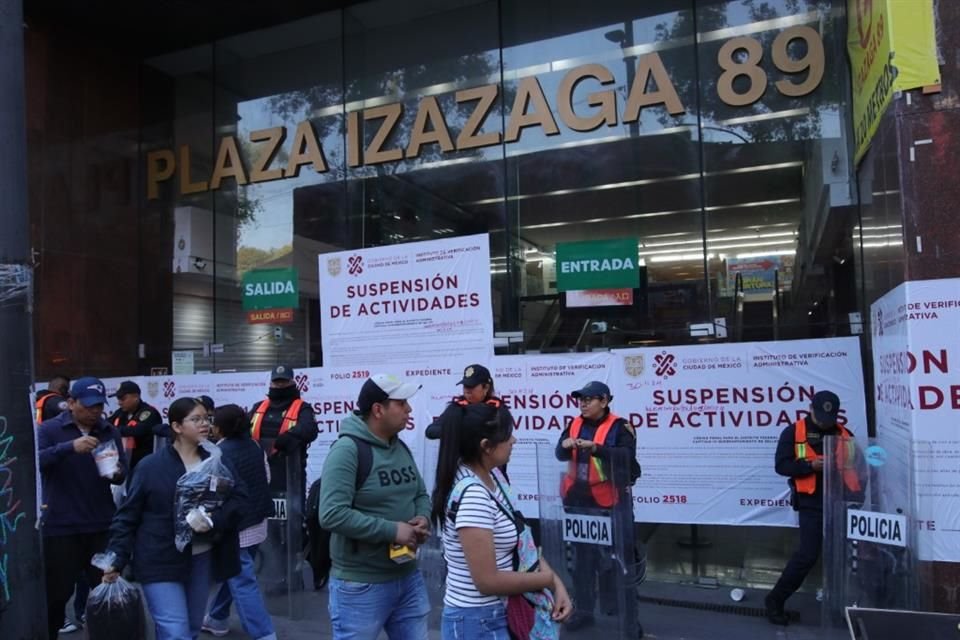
318, 373, 431, 640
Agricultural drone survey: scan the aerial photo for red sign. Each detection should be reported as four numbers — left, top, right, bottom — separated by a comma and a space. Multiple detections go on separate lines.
247, 308, 294, 324
566, 288, 634, 308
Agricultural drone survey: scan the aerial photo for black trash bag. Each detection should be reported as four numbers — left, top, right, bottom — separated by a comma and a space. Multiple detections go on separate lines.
86, 552, 145, 640
174, 442, 235, 552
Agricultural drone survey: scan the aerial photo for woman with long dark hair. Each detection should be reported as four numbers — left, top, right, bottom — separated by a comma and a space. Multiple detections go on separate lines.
102, 397, 246, 640
431, 402, 572, 639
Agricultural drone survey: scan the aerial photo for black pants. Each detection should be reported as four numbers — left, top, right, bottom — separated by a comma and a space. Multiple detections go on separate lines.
770, 509, 823, 604
44, 531, 108, 639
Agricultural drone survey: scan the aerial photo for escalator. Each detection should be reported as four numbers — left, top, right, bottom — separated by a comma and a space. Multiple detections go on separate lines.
523, 295, 593, 352
733, 271, 781, 342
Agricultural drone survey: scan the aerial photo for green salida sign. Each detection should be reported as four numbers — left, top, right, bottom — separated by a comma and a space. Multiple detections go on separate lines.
556, 238, 639, 292
242, 268, 299, 311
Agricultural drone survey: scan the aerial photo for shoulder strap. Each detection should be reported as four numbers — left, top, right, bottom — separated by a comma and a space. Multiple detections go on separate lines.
338, 433, 374, 492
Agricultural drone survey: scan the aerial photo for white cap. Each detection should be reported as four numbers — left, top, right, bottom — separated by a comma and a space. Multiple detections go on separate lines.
357, 373, 421, 412
371, 373, 421, 400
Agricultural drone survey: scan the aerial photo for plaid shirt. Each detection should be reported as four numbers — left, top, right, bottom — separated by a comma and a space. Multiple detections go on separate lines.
239, 519, 268, 548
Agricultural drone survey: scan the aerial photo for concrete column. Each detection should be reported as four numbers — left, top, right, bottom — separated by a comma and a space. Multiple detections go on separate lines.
0, 0, 46, 637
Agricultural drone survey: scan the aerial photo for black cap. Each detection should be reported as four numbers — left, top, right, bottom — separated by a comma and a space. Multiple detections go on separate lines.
270, 364, 295, 381
111, 380, 141, 398
812, 390, 841, 426
572, 381, 612, 400
456, 364, 492, 387
198, 395, 215, 412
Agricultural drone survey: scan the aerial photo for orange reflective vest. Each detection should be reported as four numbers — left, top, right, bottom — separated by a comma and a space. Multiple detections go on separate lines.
793, 419, 862, 495
560, 413, 620, 507
251, 398, 305, 443
452, 396, 503, 408
113, 416, 138, 451
35, 394, 63, 425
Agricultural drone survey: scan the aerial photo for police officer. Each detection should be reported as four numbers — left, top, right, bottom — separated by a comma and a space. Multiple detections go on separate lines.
425, 364, 501, 440
249, 365, 318, 594
765, 390, 865, 625
555, 381, 642, 636
249, 364, 319, 493
107, 380, 161, 474
35, 375, 70, 424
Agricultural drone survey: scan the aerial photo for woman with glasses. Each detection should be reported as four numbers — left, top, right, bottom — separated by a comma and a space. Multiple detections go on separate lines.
101, 397, 247, 640
432, 402, 572, 640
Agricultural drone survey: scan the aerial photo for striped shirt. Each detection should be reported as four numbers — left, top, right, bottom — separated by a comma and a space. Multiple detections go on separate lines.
442, 466, 518, 608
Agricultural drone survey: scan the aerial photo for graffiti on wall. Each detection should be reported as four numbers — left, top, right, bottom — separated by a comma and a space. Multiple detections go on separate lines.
0, 416, 26, 609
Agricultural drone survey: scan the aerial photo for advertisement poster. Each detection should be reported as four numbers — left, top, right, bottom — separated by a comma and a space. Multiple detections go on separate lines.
318, 234, 493, 367
725, 256, 791, 295
611, 337, 867, 525
872, 278, 960, 561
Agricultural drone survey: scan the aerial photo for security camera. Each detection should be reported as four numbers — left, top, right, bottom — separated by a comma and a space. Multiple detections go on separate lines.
590, 321, 609, 334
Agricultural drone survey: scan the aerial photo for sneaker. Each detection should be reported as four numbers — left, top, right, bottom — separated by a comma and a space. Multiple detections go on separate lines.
764, 594, 789, 626
59, 619, 80, 634
201, 616, 229, 637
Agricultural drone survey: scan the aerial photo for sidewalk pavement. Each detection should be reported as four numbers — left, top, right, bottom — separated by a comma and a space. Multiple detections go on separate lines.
64, 578, 845, 640
245, 580, 843, 640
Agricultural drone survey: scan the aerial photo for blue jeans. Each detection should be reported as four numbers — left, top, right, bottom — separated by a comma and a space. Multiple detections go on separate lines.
441, 603, 510, 640
328, 571, 430, 640
207, 546, 276, 640
142, 552, 212, 640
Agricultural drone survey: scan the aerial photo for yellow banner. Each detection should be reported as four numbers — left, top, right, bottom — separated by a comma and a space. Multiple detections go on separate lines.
848, 0, 940, 163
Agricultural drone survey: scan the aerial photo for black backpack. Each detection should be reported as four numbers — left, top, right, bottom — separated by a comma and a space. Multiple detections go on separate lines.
304, 433, 411, 589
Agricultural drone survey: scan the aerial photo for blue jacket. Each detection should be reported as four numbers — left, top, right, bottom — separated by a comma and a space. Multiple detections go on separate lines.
37, 412, 126, 537
107, 444, 246, 584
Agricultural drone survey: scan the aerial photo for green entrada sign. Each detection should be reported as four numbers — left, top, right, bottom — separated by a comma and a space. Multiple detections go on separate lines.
242, 268, 299, 311
556, 238, 639, 292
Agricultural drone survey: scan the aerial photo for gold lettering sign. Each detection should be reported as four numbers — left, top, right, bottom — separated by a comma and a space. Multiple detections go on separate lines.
147, 27, 825, 198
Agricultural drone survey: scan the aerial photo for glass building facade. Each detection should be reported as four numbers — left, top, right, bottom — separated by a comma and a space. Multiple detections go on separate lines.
129, 0, 858, 374
116, 0, 858, 588
25, 0, 895, 592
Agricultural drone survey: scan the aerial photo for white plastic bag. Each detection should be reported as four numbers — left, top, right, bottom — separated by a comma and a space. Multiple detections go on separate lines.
174, 441, 234, 551
93, 440, 120, 478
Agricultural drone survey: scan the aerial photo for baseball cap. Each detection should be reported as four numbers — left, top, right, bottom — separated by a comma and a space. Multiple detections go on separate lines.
111, 380, 141, 398
812, 390, 841, 426
456, 364, 492, 387
572, 381, 612, 400
270, 364, 295, 381
70, 377, 108, 407
357, 374, 421, 413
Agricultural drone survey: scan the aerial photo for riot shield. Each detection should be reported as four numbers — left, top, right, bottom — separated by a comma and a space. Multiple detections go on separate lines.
259, 448, 306, 620
419, 437, 445, 635
821, 435, 917, 630
538, 442, 639, 639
